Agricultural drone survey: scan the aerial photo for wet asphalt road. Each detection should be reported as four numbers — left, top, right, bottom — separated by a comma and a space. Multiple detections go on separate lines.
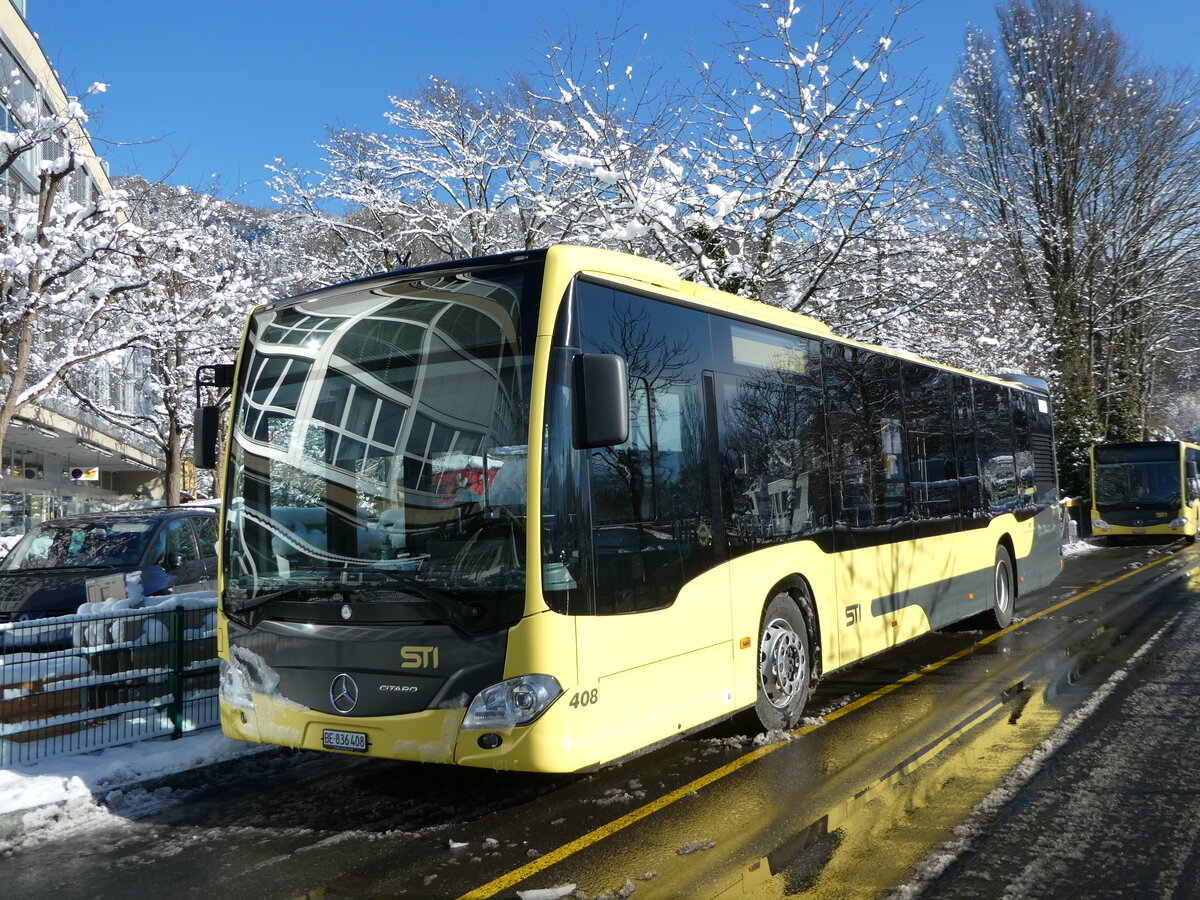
909, 549, 1200, 900
3, 540, 1199, 900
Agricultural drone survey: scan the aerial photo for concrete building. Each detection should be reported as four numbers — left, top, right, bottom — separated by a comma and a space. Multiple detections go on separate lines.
0, 0, 165, 536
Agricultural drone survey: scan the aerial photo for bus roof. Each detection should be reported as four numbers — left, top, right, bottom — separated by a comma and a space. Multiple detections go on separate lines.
267, 243, 1047, 396
546, 244, 1047, 395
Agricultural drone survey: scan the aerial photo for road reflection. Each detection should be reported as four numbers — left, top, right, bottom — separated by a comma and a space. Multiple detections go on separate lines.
704, 683, 1063, 898
566, 670, 1064, 900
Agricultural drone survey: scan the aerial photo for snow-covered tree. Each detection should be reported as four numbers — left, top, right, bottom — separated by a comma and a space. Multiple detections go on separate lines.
938, 0, 1200, 491
67, 178, 265, 503
268, 76, 595, 280
537, 0, 938, 310
0, 83, 150, 466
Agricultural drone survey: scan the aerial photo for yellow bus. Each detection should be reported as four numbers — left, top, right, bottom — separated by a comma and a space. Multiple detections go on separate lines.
1090, 441, 1200, 543
196, 244, 1064, 773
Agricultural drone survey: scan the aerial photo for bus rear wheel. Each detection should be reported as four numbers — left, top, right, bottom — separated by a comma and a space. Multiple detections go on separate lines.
755, 591, 812, 732
991, 546, 1015, 629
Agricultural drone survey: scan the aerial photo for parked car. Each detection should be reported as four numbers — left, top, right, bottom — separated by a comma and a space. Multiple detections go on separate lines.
0, 507, 218, 623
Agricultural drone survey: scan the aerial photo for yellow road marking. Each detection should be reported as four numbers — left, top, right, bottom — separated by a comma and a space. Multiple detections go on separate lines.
456, 547, 1192, 900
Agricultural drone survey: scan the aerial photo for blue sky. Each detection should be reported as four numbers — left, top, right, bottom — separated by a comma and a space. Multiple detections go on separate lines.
29, 0, 1199, 208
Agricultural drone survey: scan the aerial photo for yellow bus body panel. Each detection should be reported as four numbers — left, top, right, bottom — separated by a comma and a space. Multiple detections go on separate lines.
454, 641, 733, 771
1090, 497, 1199, 538
220, 691, 464, 765
721, 516, 1035, 686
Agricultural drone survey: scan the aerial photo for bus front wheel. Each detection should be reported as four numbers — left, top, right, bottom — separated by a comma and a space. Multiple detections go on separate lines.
991, 546, 1015, 629
755, 591, 812, 732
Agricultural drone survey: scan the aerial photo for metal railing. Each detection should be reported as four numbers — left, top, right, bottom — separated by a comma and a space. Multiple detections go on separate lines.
0, 605, 219, 765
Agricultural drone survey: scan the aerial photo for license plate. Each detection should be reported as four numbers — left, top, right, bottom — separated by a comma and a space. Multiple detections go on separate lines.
322, 728, 368, 752
1133, 529, 1147, 534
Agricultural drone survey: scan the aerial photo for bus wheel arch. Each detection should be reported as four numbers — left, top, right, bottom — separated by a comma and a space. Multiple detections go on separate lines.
769, 575, 822, 679
754, 579, 817, 732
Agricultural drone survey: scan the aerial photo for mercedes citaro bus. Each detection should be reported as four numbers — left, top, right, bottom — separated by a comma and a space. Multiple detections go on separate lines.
1090, 441, 1200, 543
195, 245, 1064, 772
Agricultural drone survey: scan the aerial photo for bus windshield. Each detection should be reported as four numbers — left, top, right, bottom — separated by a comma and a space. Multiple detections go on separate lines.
1095, 461, 1180, 507
1093, 443, 1182, 508
223, 261, 541, 625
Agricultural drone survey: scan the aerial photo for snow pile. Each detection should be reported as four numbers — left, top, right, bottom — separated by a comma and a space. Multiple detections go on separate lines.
1061, 537, 1102, 558
0, 653, 89, 691
515, 885, 577, 900
0, 729, 269, 849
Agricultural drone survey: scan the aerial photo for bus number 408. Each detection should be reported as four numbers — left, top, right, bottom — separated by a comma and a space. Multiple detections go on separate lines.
569, 689, 599, 708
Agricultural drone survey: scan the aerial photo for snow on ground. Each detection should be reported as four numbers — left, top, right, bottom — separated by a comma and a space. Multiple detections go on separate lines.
0, 727, 267, 847
1061, 536, 1102, 558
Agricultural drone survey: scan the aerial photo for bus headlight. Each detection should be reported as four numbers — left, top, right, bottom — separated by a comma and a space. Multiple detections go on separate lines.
463, 675, 562, 730
1171, 518, 1189, 529
1093, 519, 1110, 531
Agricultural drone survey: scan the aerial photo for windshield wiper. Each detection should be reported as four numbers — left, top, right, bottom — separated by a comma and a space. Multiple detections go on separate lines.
340, 572, 486, 624
224, 583, 344, 614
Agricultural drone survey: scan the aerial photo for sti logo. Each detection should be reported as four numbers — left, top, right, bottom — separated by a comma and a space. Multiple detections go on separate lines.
844, 604, 861, 626
400, 646, 439, 669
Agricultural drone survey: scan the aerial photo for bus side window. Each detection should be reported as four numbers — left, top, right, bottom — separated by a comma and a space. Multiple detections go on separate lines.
1011, 389, 1034, 502
825, 345, 910, 542
952, 376, 981, 516
976, 385, 1017, 512
590, 376, 653, 525
902, 363, 959, 528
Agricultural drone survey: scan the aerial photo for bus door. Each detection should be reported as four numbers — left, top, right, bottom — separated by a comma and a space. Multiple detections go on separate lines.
570, 282, 732, 752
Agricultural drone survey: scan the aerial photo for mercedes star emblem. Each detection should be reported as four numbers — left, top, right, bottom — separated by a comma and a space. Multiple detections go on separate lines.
330, 673, 359, 714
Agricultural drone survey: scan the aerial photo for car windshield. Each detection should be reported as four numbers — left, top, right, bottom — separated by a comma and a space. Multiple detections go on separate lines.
0, 520, 155, 570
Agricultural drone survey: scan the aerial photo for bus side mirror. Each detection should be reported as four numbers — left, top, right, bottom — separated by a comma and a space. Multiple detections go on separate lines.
573, 353, 629, 449
194, 406, 222, 469
193, 364, 234, 469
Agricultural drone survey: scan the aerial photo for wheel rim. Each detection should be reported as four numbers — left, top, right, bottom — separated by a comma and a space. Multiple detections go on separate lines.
760, 617, 806, 709
995, 559, 1012, 614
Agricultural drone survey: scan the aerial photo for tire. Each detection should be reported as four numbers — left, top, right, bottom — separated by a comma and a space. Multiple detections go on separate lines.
754, 590, 812, 732
990, 545, 1015, 629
